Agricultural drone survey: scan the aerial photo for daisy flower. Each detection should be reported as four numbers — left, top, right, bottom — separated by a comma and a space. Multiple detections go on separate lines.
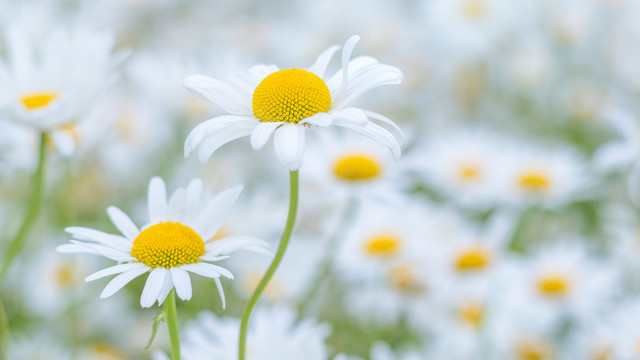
0, 23, 124, 137
57, 177, 268, 308
183, 35, 404, 170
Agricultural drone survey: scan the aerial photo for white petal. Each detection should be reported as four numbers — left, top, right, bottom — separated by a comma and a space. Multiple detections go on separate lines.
194, 185, 244, 240
184, 115, 256, 157
106, 206, 140, 240
166, 188, 187, 223
185, 179, 203, 222
140, 268, 168, 308
65, 227, 132, 251
308, 44, 340, 78
183, 75, 252, 115
49, 131, 76, 157
187, 262, 234, 279
67, 240, 133, 262
274, 124, 306, 170
156, 273, 174, 306
250, 122, 281, 150
205, 236, 270, 256
592, 141, 636, 173
329, 108, 368, 126
364, 110, 404, 147
248, 64, 279, 83
100, 266, 149, 299
196, 122, 256, 163
170, 267, 193, 301
337, 120, 402, 159
301, 112, 332, 127
214, 277, 226, 309
148, 177, 167, 224
334, 35, 360, 103
86, 262, 146, 282
334, 64, 403, 110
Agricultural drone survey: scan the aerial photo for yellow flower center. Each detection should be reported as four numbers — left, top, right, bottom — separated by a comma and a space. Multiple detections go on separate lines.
389, 264, 427, 295
252, 69, 331, 123
364, 234, 401, 258
459, 301, 484, 328
537, 274, 570, 298
54, 265, 75, 287
454, 247, 491, 272
131, 222, 205, 268
20, 92, 59, 110
518, 171, 551, 192
458, 164, 481, 181
515, 339, 552, 360
333, 153, 382, 182
462, 0, 488, 20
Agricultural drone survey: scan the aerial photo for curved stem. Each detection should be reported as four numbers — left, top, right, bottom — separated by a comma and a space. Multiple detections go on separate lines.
0, 132, 48, 280
297, 196, 359, 317
0, 296, 9, 360
238, 170, 299, 360
165, 289, 181, 360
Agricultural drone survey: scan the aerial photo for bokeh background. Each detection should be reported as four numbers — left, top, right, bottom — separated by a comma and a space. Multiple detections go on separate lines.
2, 0, 640, 359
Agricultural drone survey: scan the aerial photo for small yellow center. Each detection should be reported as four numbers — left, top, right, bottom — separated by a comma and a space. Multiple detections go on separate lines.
458, 164, 481, 181
454, 247, 491, 272
333, 153, 382, 182
518, 171, 551, 192
20, 92, 59, 110
459, 301, 484, 328
537, 274, 570, 298
364, 234, 401, 258
389, 264, 427, 295
515, 340, 552, 360
252, 69, 331, 123
131, 222, 205, 268
462, 0, 488, 20
55, 265, 75, 287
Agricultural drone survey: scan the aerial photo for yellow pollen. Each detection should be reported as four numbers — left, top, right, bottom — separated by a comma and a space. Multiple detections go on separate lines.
252, 69, 331, 123
537, 274, 570, 298
364, 234, 401, 258
389, 264, 427, 295
131, 222, 205, 268
333, 153, 382, 182
454, 247, 491, 272
462, 0, 488, 20
20, 92, 59, 110
459, 164, 481, 181
518, 171, 551, 192
459, 301, 484, 328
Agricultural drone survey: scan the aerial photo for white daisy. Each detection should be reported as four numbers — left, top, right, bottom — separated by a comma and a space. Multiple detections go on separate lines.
0, 23, 124, 134
57, 177, 268, 308
183, 35, 404, 170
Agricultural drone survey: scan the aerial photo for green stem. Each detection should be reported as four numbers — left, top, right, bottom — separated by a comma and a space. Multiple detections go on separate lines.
297, 196, 359, 316
238, 170, 299, 360
0, 132, 48, 280
165, 289, 181, 360
0, 296, 9, 360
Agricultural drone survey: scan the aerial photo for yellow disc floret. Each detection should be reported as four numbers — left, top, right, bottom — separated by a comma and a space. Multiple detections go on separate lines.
20, 92, 59, 110
364, 234, 401, 258
333, 153, 382, 181
131, 221, 205, 268
537, 274, 570, 298
454, 247, 491, 272
518, 171, 551, 192
252, 69, 331, 123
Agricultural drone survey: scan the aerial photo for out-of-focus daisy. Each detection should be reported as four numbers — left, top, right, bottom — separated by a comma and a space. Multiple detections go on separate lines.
0, 23, 124, 135
303, 129, 401, 202
177, 306, 330, 360
57, 177, 268, 308
183, 35, 404, 170
410, 129, 507, 209
500, 142, 591, 209
593, 109, 640, 204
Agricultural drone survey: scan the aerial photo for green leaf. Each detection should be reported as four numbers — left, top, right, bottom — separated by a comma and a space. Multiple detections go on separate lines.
146, 311, 166, 349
